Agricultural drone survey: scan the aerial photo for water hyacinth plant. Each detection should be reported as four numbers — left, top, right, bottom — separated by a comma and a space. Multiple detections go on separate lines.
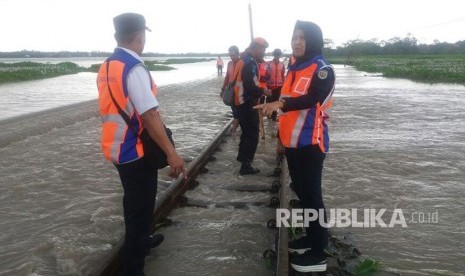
329, 54, 465, 85
0, 61, 82, 83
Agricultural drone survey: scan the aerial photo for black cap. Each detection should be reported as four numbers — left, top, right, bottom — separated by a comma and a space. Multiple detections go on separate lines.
113, 13, 151, 34
273, 48, 282, 57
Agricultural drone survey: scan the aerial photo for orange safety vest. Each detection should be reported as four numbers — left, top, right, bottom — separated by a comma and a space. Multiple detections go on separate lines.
266, 60, 285, 88
226, 61, 235, 79
97, 48, 157, 164
231, 59, 245, 105
232, 54, 262, 105
279, 55, 334, 153
258, 62, 268, 89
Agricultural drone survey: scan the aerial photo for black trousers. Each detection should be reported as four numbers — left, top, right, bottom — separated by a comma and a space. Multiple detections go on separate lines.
285, 144, 328, 254
268, 87, 282, 102
236, 102, 259, 163
115, 157, 158, 276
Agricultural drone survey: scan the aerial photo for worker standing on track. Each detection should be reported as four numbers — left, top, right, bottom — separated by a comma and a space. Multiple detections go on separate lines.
97, 13, 186, 276
254, 20, 335, 273
233, 37, 272, 175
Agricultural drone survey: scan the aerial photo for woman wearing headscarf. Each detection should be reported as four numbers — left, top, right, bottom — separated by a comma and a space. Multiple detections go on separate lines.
255, 20, 335, 272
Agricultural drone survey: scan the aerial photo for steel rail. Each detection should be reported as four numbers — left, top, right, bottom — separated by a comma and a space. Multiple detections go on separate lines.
277, 157, 290, 276
92, 119, 233, 276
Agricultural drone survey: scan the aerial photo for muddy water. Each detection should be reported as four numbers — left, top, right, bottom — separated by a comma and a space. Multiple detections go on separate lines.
325, 67, 465, 275
145, 122, 279, 275
0, 76, 231, 276
0, 64, 464, 275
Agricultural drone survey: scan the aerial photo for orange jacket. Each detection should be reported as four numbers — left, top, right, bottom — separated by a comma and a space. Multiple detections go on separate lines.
231, 59, 245, 105
266, 59, 285, 88
222, 61, 236, 89
97, 49, 157, 164
279, 56, 334, 153
258, 62, 268, 89
217, 58, 224, 67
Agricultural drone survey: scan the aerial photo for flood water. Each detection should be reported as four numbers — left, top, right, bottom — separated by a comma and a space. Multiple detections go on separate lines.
0, 60, 464, 275
325, 68, 465, 275
0, 57, 218, 120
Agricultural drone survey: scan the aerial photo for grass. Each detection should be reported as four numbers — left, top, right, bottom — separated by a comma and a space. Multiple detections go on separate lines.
86, 61, 176, 73
143, 61, 176, 71
328, 54, 465, 85
0, 61, 82, 83
288, 225, 298, 240
355, 258, 381, 276
0, 57, 214, 83
161, 58, 215, 64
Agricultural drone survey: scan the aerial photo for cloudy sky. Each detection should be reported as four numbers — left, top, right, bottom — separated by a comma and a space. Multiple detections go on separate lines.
1, 0, 464, 54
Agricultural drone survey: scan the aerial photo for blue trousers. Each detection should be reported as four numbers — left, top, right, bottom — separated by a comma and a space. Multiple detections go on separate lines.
115, 157, 158, 276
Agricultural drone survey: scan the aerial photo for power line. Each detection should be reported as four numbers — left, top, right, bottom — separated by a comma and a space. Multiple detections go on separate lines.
413, 17, 465, 31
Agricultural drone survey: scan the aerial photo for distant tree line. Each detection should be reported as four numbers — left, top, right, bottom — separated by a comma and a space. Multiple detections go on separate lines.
324, 35, 465, 56
1, 36, 464, 58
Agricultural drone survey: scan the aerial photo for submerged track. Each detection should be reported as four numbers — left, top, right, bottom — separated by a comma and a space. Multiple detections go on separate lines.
91, 119, 289, 275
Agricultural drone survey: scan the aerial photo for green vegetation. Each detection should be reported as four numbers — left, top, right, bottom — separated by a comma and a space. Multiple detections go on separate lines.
86, 61, 177, 73
288, 225, 298, 240
0, 58, 215, 83
328, 54, 465, 85
143, 61, 176, 71
161, 58, 215, 64
322, 35, 465, 85
0, 62, 82, 83
355, 258, 381, 276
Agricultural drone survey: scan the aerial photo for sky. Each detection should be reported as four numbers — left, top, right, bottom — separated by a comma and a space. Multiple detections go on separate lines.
1, 0, 465, 54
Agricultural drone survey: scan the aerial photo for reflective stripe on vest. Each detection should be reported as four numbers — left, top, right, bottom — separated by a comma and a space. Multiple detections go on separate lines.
233, 59, 245, 105
97, 49, 157, 164
279, 57, 334, 153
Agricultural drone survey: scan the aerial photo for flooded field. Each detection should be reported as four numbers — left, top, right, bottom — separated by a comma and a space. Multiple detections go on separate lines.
0, 63, 464, 275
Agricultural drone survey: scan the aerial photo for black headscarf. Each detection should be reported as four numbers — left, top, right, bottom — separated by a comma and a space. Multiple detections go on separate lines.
293, 20, 324, 66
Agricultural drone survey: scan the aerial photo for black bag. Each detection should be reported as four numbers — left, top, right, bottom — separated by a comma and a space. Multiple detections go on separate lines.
222, 67, 240, 106
140, 126, 174, 169
222, 81, 235, 106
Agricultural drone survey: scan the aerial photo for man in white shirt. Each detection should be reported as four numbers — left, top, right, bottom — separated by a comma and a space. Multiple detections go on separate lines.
97, 13, 185, 276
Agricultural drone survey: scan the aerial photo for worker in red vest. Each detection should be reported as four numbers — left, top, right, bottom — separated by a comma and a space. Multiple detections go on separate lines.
233, 37, 272, 175
220, 45, 241, 132
265, 48, 285, 121
216, 55, 224, 76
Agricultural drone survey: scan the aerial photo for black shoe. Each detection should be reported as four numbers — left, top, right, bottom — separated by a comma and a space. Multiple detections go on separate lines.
149, 234, 164, 248
288, 236, 311, 254
240, 162, 260, 175
145, 234, 164, 256
290, 251, 327, 272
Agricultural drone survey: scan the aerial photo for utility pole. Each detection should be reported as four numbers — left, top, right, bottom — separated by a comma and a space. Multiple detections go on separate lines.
248, 2, 254, 42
